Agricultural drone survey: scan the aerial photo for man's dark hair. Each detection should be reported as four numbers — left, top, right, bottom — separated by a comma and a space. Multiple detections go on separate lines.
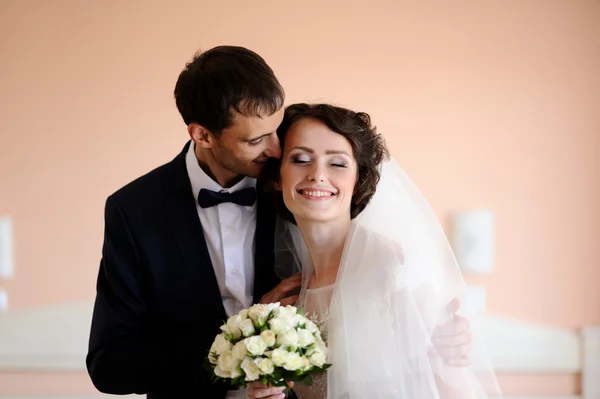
174, 46, 285, 134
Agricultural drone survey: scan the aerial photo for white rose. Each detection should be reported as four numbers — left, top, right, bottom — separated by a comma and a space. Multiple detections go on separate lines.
308, 351, 326, 367
275, 309, 305, 330
227, 314, 244, 340
220, 323, 232, 338
270, 348, 289, 367
297, 329, 315, 348
232, 341, 248, 361
304, 320, 319, 335
254, 357, 275, 375
284, 305, 298, 315
260, 330, 276, 347
273, 305, 295, 320
214, 365, 230, 378
290, 314, 307, 329
240, 318, 256, 337
244, 336, 268, 356
276, 329, 299, 350
239, 309, 249, 319
318, 338, 328, 354
298, 356, 311, 371
267, 302, 281, 312
231, 366, 242, 379
248, 304, 272, 327
281, 351, 305, 371
268, 317, 292, 334
310, 336, 328, 355
241, 357, 261, 381
209, 334, 233, 363
217, 350, 239, 376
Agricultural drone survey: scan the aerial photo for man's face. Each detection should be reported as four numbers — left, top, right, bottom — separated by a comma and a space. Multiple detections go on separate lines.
210, 108, 285, 179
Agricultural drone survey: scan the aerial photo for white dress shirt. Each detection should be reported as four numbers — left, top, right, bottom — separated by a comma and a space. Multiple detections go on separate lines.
185, 143, 256, 399
185, 142, 257, 318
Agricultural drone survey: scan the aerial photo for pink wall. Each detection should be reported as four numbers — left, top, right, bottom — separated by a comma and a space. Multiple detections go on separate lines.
0, 0, 598, 396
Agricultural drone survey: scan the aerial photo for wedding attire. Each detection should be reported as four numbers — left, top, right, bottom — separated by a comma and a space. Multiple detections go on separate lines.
275, 158, 502, 399
87, 141, 279, 399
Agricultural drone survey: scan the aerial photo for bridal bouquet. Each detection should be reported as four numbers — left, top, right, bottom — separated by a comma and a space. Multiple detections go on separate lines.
205, 302, 331, 387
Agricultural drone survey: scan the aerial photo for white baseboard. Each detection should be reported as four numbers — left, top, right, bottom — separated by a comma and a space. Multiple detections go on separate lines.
497, 397, 580, 399
0, 303, 593, 399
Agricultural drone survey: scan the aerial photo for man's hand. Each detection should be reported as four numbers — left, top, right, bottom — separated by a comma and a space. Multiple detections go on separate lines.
260, 273, 302, 306
431, 299, 472, 367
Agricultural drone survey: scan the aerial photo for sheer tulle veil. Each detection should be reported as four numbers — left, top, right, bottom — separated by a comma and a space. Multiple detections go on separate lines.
274, 157, 502, 398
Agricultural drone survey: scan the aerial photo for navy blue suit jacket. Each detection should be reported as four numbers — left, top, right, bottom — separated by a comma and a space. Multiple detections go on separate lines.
86, 142, 280, 398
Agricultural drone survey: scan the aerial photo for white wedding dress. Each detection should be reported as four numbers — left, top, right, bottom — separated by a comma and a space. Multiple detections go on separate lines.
292, 285, 334, 399
275, 158, 502, 399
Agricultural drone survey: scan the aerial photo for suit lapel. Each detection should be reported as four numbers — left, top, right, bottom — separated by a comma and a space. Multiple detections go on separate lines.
252, 184, 278, 303
163, 142, 225, 317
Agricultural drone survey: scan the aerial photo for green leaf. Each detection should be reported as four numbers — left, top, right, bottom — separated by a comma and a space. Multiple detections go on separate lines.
274, 368, 283, 378
202, 357, 215, 375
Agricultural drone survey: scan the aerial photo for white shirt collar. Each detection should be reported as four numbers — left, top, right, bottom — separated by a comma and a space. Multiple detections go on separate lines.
185, 141, 257, 198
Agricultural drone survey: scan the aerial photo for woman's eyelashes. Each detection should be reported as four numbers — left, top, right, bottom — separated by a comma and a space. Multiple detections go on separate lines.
290, 154, 311, 164
289, 154, 347, 168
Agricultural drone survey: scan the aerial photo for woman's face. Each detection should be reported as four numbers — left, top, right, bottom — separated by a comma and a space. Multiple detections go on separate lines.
279, 118, 358, 224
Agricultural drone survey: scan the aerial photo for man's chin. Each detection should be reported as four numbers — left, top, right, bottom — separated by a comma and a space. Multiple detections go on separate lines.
243, 162, 266, 178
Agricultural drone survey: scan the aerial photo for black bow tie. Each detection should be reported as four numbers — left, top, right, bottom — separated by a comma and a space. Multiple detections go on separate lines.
197, 187, 257, 208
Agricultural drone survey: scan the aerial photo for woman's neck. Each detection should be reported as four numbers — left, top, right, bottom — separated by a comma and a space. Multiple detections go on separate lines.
295, 216, 351, 288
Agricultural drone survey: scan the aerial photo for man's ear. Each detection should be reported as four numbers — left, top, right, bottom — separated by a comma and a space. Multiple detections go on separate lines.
188, 123, 213, 148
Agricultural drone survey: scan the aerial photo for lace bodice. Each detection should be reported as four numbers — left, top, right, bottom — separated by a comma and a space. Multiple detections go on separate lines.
293, 285, 334, 399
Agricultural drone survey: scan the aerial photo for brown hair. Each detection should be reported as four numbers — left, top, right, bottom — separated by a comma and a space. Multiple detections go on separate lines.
174, 46, 285, 134
263, 103, 389, 221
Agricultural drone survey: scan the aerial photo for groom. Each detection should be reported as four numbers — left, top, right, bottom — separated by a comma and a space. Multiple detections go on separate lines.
86, 46, 472, 399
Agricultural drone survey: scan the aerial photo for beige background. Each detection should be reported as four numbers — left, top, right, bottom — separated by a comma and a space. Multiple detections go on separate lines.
0, 0, 598, 396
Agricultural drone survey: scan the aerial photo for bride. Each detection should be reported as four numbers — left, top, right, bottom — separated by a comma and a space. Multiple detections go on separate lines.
248, 103, 501, 399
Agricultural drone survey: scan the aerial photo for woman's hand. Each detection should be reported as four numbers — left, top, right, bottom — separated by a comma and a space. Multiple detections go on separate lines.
247, 381, 294, 399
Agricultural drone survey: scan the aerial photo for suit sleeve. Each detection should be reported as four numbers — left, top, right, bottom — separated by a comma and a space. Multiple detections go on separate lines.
86, 196, 205, 394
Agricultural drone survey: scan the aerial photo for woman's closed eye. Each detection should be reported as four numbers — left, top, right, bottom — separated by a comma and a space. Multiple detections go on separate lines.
290, 155, 348, 168
291, 154, 311, 164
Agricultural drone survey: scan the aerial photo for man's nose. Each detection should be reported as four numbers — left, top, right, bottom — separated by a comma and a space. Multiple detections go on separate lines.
263, 134, 281, 159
